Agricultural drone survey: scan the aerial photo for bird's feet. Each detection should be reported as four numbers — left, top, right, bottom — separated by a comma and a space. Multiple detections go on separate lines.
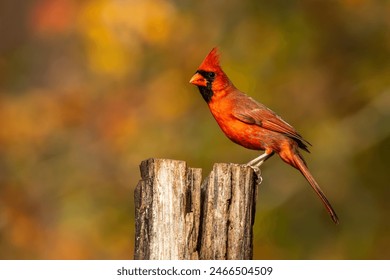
245, 164, 263, 185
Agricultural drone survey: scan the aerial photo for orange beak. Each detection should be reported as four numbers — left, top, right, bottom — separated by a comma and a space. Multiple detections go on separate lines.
189, 72, 207, 87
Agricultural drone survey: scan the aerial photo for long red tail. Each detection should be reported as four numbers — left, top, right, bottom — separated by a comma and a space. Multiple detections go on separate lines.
290, 153, 339, 224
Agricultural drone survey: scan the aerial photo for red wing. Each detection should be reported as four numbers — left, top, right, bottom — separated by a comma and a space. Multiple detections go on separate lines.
232, 97, 311, 150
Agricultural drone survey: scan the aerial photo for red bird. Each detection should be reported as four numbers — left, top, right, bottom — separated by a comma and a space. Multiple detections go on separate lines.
190, 48, 339, 224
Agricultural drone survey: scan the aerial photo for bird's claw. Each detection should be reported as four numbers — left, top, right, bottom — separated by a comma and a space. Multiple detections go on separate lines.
245, 164, 263, 185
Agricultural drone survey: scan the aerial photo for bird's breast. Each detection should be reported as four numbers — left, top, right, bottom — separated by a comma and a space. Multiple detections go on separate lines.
208, 98, 268, 150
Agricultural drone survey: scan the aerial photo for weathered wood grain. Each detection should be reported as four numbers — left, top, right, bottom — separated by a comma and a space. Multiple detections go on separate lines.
134, 159, 258, 260
198, 163, 257, 260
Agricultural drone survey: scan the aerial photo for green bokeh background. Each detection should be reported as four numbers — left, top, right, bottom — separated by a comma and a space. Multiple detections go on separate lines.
0, 0, 389, 259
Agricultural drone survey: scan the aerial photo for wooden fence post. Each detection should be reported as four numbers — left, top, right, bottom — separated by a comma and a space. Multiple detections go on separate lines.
134, 158, 202, 260
134, 158, 259, 260
198, 163, 258, 260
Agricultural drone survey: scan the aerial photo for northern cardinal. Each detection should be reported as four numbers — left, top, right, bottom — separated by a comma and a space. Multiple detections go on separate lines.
189, 47, 339, 224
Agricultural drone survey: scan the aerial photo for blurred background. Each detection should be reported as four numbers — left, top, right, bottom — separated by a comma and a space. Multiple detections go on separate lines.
0, 0, 389, 259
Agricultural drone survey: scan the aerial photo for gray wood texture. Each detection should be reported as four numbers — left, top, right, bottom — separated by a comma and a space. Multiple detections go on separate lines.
134, 158, 258, 260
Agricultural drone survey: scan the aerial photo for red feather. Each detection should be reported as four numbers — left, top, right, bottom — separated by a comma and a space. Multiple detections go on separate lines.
198, 47, 221, 72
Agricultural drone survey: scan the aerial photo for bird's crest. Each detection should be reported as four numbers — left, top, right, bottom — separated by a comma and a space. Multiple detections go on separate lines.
198, 47, 221, 72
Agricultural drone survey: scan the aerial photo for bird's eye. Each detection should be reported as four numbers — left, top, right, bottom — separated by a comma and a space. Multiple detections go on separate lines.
208, 72, 216, 79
